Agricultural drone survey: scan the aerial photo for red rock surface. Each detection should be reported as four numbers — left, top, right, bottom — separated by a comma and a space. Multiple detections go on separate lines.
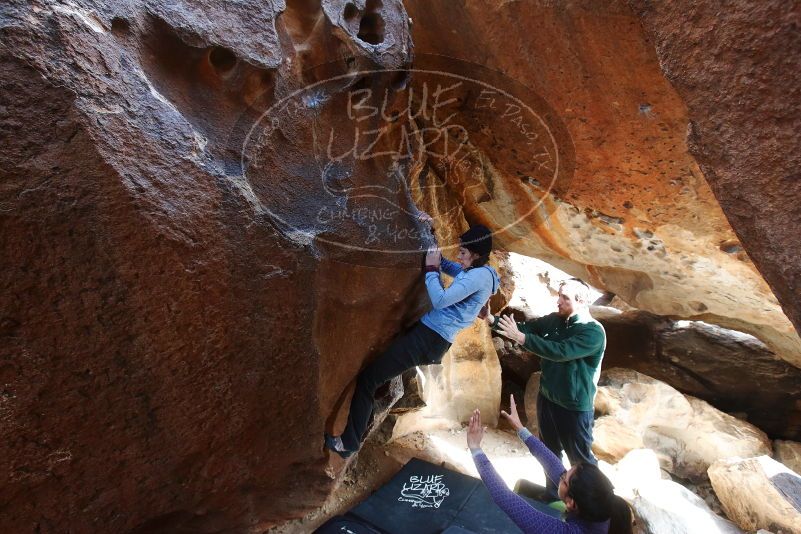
403, 0, 801, 364
631, 0, 801, 341
0, 1, 418, 532
1, 0, 800, 531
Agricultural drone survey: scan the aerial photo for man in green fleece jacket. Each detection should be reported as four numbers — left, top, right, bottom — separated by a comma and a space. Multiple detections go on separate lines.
487, 278, 606, 502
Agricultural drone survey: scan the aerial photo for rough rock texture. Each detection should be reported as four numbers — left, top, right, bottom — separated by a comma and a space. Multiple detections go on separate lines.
631, 479, 744, 534
522, 371, 542, 438
0, 0, 417, 532
709, 456, 801, 533
593, 369, 771, 480
599, 448, 742, 534
488, 250, 515, 314
404, 0, 801, 365
349, 368, 413, 447
392, 368, 426, 411
774, 441, 801, 476
494, 334, 538, 388
682, 479, 728, 520
674, 397, 773, 480
599, 309, 801, 440
3, 0, 800, 531
632, 0, 801, 346
593, 369, 694, 464
415, 320, 502, 426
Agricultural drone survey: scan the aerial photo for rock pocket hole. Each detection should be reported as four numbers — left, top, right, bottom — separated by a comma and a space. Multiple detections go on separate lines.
719, 239, 743, 254
344, 2, 359, 21
111, 16, 130, 33
390, 69, 410, 91
357, 0, 385, 45
689, 301, 708, 313
208, 46, 237, 76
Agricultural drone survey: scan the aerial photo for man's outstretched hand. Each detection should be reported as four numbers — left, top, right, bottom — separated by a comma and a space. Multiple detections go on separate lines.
467, 409, 485, 450
500, 394, 524, 432
497, 314, 525, 345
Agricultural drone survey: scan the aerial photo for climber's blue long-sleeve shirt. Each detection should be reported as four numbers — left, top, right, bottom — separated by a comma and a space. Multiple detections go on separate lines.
421, 258, 500, 343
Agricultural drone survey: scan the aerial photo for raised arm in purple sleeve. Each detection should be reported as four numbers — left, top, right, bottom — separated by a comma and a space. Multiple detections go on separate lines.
518, 428, 567, 487
471, 449, 570, 534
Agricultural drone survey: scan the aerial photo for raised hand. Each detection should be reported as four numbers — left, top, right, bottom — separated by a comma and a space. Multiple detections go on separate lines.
500, 394, 524, 431
425, 245, 442, 267
416, 211, 434, 224
497, 314, 525, 344
466, 409, 485, 449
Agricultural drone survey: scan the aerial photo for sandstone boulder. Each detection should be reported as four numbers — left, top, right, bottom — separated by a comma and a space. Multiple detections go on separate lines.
488, 250, 516, 314
406, 0, 801, 365
0, 0, 417, 531
655, 397, 772, 480
599, 448, 664, 499
600, 448, 742, 534
415, 321, 502, 426
774, 441, 801, 475
593, 369, 694, 463
631, 479, 744, 534
4, 0, 800, 530
709, 455, 801, 533
600, 310, 801, 440
594, 369, 771, 480
632, 0, 801, 343
522, 371, 542, 437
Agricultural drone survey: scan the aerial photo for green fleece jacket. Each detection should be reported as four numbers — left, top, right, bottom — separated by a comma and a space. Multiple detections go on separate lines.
494, 310, 606, 411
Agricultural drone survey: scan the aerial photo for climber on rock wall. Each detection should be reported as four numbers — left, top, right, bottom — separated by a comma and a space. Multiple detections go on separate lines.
487, 278, 607, 503
325, 216, 501, 458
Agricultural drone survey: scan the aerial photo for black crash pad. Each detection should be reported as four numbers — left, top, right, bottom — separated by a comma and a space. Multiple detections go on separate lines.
314, 515, 382, 534
315, 457, 560, 534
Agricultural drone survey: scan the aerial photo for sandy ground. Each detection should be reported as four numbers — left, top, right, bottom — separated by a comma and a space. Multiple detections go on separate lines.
266, 421, 553, 534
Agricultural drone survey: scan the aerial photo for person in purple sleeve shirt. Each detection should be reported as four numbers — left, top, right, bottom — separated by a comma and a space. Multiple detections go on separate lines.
325, 219, 500, 458
466, 395, 632, 534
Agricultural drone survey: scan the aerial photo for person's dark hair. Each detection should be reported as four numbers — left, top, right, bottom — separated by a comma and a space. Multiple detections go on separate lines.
469, 254, 491, 268
459, 225, 492, 254
459, 225, 492, 269
567, 463, 633, 534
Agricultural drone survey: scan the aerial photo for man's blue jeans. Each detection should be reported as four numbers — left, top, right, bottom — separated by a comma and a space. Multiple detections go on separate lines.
537, 392, 597, 501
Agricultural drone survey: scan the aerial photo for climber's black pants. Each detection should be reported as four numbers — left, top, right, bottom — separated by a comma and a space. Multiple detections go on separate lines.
538, 393, 597, 501
340, 321, 451, 451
